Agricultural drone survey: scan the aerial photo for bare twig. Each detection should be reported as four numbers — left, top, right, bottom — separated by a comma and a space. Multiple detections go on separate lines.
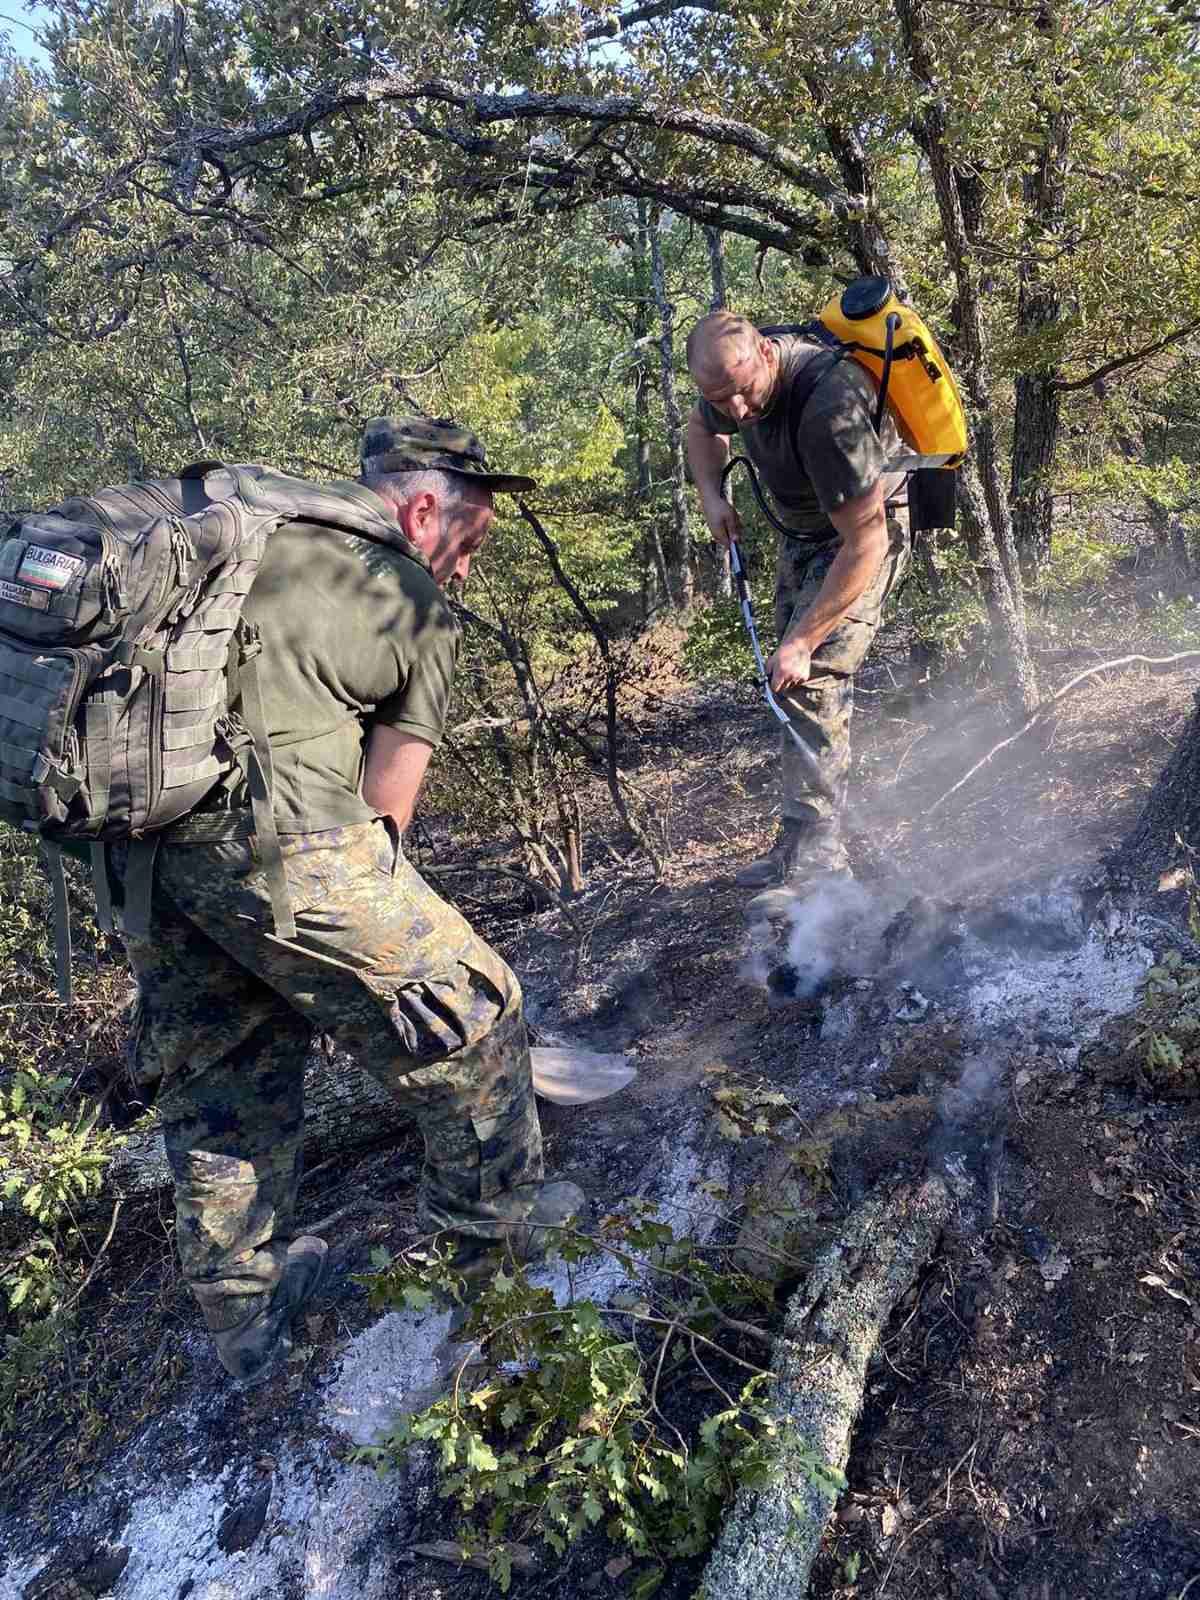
929, 652, 1200, 814
57, 1198, 123, 1316
516, 501, 664, 872
422, 861, 584, 937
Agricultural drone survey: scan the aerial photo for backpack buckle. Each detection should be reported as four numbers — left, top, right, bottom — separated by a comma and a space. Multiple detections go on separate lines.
236, 621, 263, 662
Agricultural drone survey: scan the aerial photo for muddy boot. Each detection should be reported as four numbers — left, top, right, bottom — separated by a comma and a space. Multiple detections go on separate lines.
450, 1178, 589, 1286
212, 1236, 331, 1387
744, 821, 851, 924
734, 820, 811, 889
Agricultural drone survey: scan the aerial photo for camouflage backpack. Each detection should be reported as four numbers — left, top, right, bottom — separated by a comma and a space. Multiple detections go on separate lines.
0, 462, 421, 999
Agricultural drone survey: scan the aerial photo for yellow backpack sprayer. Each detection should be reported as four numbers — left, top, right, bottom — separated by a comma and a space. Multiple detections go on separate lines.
814, 276, 967, 467
720, 275, 968, 786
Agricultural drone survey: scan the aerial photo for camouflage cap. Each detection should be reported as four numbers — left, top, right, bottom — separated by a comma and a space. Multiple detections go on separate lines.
358, 415, 537, 494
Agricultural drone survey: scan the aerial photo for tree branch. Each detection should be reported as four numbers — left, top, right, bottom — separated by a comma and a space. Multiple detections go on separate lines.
583, 0, 725, 38
173, 77, 854, 214
929, 652, 1200, 813
1051, 317, 1200, 392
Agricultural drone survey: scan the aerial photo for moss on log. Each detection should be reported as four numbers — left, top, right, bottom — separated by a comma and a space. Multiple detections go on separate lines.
701, 1172, 951, 1600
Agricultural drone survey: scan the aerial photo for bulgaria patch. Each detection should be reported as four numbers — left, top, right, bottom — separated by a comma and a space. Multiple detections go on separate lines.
16, 545, 86, 592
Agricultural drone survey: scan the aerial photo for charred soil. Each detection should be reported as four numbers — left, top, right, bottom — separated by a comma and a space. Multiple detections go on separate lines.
5, 608, 1200, 1600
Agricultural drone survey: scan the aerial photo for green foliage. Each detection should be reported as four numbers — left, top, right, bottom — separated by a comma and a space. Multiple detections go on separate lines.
354, 1214, 830, 1591
0, 827, 129, 1419
900, 539, 989, 662
683, 595, 759, 684
1028, 524, 1132, 603
1142, 593, 1200, 647
0, 823, 55, 974
0, 1068, 122, 1323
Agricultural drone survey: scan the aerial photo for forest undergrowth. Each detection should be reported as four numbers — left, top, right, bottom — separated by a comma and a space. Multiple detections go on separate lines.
2, 516, 1200, 1598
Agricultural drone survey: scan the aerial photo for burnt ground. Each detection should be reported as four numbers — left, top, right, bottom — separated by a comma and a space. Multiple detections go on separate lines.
5, 596, 1200, 1600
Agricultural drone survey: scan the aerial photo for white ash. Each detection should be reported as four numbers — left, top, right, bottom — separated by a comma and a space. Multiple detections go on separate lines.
963, 923, 1152, 1055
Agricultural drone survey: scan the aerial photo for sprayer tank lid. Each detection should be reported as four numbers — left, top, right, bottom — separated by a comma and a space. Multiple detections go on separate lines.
839, 276, 893, 320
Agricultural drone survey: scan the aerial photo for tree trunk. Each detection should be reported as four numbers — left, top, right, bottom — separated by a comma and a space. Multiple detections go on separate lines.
701, 1172, 952, 1600
704, 225, 733, 598
1011, 100, 1070, 585
632, 207, 672, 614
647, 206, 694, 610
1010, 373, 1062, 586
1120, 687, 1200, 884
894, 0, 1038, 713
704, 224, 727, 312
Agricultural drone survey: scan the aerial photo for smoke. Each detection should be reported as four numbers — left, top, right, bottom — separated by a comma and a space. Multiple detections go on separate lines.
937, 1051, 1005, 1129
742, 875, 876, 999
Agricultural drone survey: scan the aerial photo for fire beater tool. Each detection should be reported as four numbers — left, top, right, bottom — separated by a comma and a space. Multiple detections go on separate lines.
721, 512, 836, 806
530, 1046, 637, 1106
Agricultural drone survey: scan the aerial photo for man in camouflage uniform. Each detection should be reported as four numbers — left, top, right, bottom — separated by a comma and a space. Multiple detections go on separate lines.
685, 311, 908, 911
118, 417, 584, 1385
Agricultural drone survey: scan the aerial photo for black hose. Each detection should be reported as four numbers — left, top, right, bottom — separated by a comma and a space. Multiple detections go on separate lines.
872, 312, 903, 436
720, 454, 796, 537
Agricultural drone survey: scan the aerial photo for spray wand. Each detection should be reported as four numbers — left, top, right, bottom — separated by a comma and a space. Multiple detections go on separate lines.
721, 460, 836, 804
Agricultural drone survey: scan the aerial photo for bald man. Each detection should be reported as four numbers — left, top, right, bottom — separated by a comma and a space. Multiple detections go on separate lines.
685, 311, 908, 905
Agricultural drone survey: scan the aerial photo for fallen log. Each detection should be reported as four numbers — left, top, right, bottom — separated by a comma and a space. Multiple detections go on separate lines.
110, 1043, 411, 1192
701, 1171, 952, 1600
110, 1043, 635, 1192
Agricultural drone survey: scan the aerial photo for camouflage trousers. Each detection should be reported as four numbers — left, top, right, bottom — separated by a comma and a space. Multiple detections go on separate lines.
773, 519, 909, 827
117, 819, 543, 1352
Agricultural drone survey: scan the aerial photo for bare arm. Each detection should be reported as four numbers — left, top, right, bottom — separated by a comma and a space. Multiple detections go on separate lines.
686, 407, 742, 548
362, 726, 435, 830
768, 482, 890, 691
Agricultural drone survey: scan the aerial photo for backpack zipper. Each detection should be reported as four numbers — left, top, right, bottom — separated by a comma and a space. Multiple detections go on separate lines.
97, 529, 127, 616
170, 519, 195, 586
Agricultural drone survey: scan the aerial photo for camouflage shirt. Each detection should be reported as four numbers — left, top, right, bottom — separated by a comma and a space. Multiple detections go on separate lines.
231, 503, 459, 831
696, 334, 903, 539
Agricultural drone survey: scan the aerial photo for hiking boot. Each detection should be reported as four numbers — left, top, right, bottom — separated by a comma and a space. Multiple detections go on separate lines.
734, 821, 811, 888
450, 1179, 589, 1286
743, 822, 852, 924
215, 1236, 331, 1387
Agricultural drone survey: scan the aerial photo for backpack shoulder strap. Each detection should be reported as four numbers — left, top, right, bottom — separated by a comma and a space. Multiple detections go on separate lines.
231, 468, 432, 574
783, 350, 853, 483
756, 321, 854, 475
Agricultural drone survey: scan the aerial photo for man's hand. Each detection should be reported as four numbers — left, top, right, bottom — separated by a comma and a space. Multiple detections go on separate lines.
768, 636, 812, 692
700, 491, 743, 550
687, 408, 742, 549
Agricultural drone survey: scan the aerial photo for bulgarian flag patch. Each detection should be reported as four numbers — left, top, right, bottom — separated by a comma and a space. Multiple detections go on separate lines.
16, 544, 86, 591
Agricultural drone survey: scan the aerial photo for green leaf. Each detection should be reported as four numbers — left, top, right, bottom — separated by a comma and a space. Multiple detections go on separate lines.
466, 1436, 500, 1473
489, 1544, 513, 1593
631, 1566, 665, 1599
